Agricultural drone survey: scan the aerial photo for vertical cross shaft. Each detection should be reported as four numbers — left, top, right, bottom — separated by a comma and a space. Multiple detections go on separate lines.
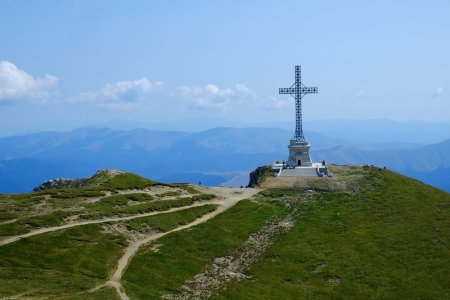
279, 66, 318, 142
294, 66, 303, 141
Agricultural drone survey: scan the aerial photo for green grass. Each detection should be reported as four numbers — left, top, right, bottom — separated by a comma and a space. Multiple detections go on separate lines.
0, 201, 219, 298
1, 167, 448, 299
0, 224, 127, 298
94, 173, 158, 191
0, 190, 214, 239
119, 197, 199, 215
35, 171, 160, 192
125, 193, 155, 202
0, 210, 17, 221
47, 189, 105, 199
171, 184, 200, 194
190, 193, 216, 201
0, 221, 29, 237
259, 188, 303, 198
84, 198, 187, 218
156, 191, 182, 198
122, 199, 289, 299
0, 210, 75, 238
52, 286, 120, 300
124, 204, 217, 233
83, 194, 215, 219
82, 193, 155, 214
215, 169, 450, 299
0, 194, 37, 221
18, 210, 72, 228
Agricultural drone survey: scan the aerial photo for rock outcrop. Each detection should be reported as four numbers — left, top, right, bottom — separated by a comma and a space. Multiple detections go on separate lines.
33, 169, 124, 191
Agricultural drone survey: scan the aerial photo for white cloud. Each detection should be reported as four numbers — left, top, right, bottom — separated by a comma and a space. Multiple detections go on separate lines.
432, 86, 444, 98
235, 83, 257, 97
261, 96, 291, 109
178, 83, 256, 110
0, 61, 58, 102
76, 77, 162, 110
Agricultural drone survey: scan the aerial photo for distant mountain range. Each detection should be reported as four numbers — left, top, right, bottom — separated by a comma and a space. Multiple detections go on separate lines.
0, 127, 297, 192
0, 127, 449, 193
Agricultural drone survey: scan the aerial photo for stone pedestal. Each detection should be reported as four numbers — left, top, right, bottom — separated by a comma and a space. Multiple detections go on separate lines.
287, 138, 312, 167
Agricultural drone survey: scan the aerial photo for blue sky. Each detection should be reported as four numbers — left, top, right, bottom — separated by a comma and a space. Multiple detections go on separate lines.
0, 0, 449, 136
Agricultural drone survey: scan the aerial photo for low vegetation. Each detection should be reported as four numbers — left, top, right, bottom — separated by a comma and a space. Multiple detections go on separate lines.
0, 167, 448, 299
0, 204, 220, 298
156, 191, 182, 198
94, 172, 159, 191
41, 189, 106, 199
0, 172, 207, 240
83, 194, 215, 219
124, 204, 217, 233
0, 210, 79, 238
52, 287, 120, 300
216, 169, 450, 299
33, 170, 159, 192
122, 199, 290, 299
0, 223, 127, 298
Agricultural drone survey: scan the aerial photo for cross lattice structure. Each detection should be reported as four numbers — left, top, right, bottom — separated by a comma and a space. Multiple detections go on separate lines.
279, 65, 318, 142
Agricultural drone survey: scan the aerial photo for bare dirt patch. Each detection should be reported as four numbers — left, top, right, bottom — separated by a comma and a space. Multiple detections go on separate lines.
261, 165, 366, 192
117, 186, 191, 199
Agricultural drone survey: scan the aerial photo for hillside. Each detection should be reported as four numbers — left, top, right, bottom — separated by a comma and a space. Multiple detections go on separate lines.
316, 139, 450, 191
0, 166, 448, 299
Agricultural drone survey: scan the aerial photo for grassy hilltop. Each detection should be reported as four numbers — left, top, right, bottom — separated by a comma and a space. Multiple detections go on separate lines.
0, 166, 448, 299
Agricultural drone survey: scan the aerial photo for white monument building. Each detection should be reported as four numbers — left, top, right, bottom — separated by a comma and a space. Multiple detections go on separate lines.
287, 139, 312, 167
274, 66, 329, 177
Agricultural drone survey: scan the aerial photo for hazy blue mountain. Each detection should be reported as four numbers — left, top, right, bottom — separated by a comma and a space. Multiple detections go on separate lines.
0, 127, 449, 193
93, 118, 450, 144
0, 127, 343, 193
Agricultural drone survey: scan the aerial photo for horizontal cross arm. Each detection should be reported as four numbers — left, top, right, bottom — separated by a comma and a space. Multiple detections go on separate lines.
302, 87, 318, 94
279, 87, 318, 95
279, 88, 295, 94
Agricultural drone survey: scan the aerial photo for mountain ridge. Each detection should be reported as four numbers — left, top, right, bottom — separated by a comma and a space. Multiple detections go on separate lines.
0, 127, 449, 193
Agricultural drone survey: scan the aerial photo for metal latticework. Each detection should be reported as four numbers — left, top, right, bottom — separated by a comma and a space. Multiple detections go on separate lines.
279, 65, 318, 142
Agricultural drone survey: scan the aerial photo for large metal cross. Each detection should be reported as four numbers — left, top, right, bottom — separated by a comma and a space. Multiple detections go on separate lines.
279, 65, 318, 142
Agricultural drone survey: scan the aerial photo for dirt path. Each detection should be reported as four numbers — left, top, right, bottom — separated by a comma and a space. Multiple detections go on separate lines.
106, 280, 131, 300
0, 219, 17, 225
106, 187, 260, 300
0, 196, 240, 247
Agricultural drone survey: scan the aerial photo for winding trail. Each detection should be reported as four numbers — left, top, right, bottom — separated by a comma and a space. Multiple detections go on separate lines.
0, 186, 260, 300
106, 187, 260, 300
0, 190, 251, 247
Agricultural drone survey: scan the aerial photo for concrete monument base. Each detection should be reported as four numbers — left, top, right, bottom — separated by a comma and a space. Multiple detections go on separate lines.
277, 163, 329, 177
287, 138, 312, 167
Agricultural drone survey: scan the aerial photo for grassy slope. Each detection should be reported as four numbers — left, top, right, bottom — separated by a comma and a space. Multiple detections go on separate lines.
0, 224, 127, 298
0, 204, 219, 298
0, 171, 209, 238
216, 169, 450, 299
0, 168, 219, 299
1, 168, 449, 299
124, 204, 217, 232
122, 199, 289, 299
54, 286, 121, 300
